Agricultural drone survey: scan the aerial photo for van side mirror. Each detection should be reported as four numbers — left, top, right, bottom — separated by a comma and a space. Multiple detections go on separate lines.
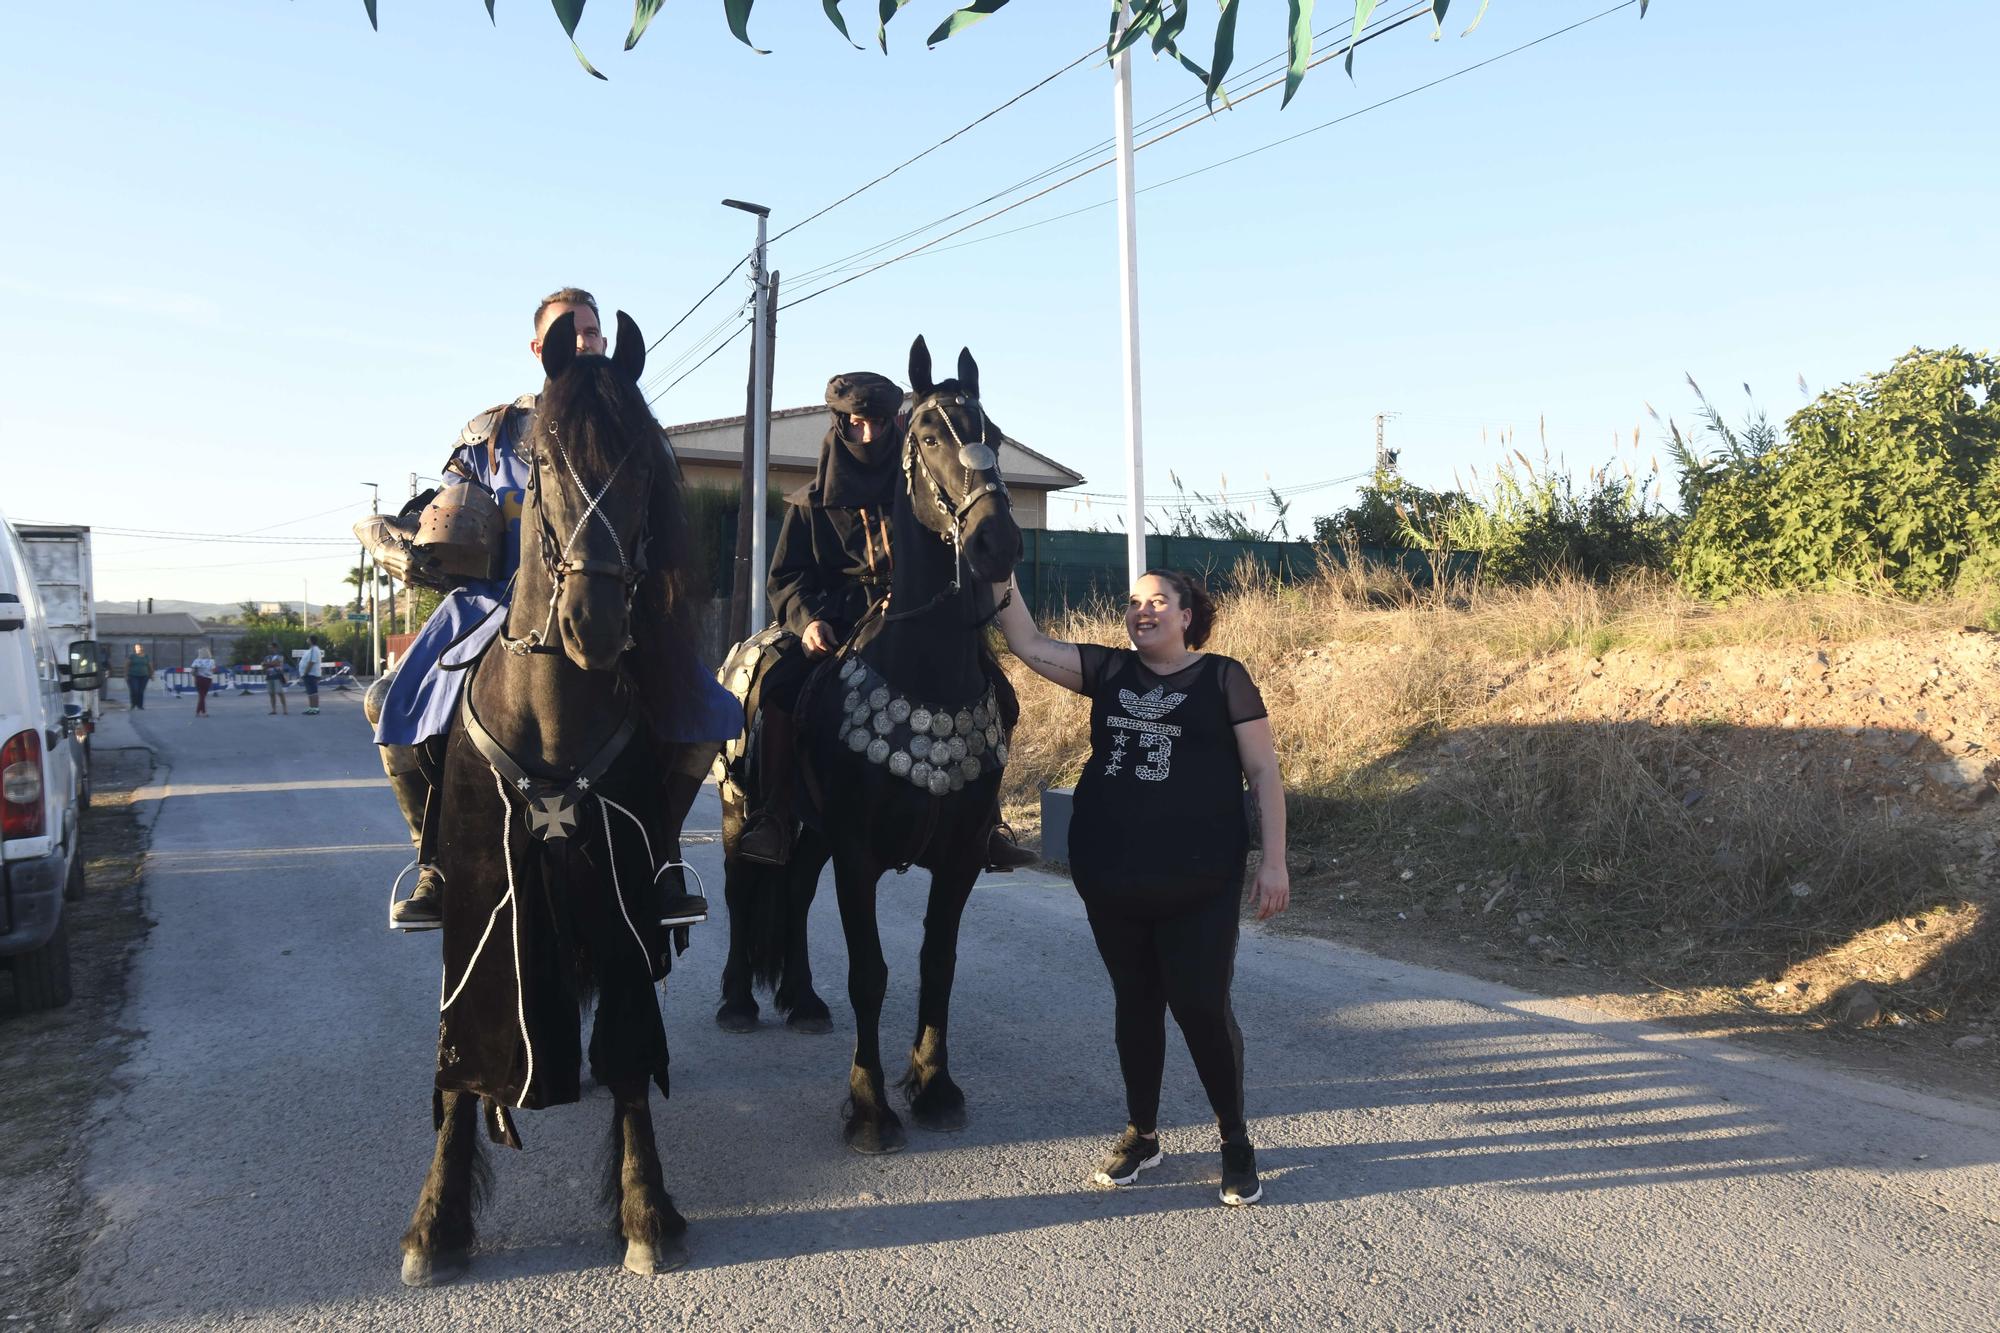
66, 639, 103, 692
0, 593, 24, 632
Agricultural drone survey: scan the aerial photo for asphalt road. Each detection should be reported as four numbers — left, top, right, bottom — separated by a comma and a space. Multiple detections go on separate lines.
72, 681, 2000, 1329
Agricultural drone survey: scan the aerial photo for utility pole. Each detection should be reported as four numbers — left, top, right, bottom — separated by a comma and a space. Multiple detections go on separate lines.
1113, 3, 1147, 587
1374, 412, 1402, 482
723, 199, 773, 636
363, 482, 381, 675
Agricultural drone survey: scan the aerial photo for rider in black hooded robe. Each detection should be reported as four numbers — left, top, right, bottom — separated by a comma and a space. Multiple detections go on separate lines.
736, 370, 1035, 872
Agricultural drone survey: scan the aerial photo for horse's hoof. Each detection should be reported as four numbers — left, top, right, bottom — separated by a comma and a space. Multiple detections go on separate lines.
784, 1005, 834, 1035
624, 1237, 689, 1275
714, 1003, 759, 1034
911, 1100, 969, 1133
845, 1117, 907, 1156
400, 1249, 467, 1288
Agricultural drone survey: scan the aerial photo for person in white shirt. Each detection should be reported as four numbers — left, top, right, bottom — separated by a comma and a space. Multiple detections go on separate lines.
190, 653, 217, 717
299, 636, 325, 716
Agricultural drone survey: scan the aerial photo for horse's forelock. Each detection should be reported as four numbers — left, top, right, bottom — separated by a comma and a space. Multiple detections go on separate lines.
540, 358, 659, 479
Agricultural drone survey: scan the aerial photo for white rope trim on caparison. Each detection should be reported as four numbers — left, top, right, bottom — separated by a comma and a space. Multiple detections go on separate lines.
600, 793, 707, 901
599, 798, 651, 965
598, 794, 655, 870
497, 766, 535, 1107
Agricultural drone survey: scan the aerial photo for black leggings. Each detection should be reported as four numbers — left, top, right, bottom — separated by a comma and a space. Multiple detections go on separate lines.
1084, 885, 1247, 1142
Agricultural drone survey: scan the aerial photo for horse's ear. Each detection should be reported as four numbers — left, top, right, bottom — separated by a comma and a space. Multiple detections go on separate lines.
956, 347, 979, 399
612, 310, 645, 383
540, 311, 577, 382
909, 336, 934, 397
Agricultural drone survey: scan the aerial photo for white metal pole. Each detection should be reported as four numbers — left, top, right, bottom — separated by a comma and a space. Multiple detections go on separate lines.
1113, 5, 1147, 587
725, 198, 775, 634
749, 213, 772, 632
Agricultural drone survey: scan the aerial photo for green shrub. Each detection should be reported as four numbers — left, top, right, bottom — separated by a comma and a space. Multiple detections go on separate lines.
1673, 347, 2000, 598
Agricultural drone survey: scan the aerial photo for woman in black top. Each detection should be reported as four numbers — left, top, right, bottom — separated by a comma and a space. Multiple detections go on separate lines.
994, 569, 1289, 1206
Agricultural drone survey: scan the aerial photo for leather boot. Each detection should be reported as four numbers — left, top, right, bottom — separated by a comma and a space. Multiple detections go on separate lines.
983, 789, 1038, 872
736, 708, 798, 866
383, 745, 444, 929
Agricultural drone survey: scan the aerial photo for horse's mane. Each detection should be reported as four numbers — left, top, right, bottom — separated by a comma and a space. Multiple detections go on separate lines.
537, 359, 704, 744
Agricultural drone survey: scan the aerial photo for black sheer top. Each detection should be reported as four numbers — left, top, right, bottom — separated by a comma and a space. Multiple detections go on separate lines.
1066, 647, 1266, 912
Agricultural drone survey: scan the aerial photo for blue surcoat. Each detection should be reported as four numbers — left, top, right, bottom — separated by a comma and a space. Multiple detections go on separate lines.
373, 394, 738, 749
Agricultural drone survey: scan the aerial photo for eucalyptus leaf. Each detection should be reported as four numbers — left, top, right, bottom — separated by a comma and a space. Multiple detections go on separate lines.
1430, 0, 1447, 38
1283, 0, 1314, 106
823, 0, 859, 47
1204, 0, 1240, 110
1461, 0, 1491, 36
363, 0, 379, 30
485, 0, 497, 20
877, 0, 911, 53
927, 0, 1012, 47
571, 40, 608, 77
1153, 0, 1188, 55
1113, 0, 1163, 57
1345, 0, 1377, 78
550, 0, 586, 38
724, 0, 769, 52
626, 0, 664, 49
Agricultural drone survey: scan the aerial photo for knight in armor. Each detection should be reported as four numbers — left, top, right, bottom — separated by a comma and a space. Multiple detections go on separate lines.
357, 287, 720, 929
735, 371, 1036, 871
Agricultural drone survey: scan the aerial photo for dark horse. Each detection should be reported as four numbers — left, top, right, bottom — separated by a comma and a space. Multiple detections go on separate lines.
718, 337, 1022, 1153
401, 311, 713, 1284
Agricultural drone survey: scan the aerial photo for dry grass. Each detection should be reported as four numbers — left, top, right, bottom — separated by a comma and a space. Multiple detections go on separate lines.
999, 562, 1999, 1018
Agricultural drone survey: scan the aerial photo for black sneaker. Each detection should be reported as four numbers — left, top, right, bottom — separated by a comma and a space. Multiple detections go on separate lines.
1219, 1139, 1261, 1206
391, 866, 445, 931
659, 893, 709, 928
1091, 1128, 1162, 1187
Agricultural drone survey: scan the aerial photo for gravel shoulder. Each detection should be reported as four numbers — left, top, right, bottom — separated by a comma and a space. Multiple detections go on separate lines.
0, 745, 155, 1330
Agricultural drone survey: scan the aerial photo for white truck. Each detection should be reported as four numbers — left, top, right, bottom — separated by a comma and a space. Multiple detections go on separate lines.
16, 525, 96, 806
1, 511, 102, 1010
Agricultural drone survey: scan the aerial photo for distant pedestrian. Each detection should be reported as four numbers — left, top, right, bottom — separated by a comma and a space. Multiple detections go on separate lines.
299, 635, 324, 715
190, 652, 216, 716
125, 644, 152, 711
263, 641, 289, 715
993, 568, 1289, 1207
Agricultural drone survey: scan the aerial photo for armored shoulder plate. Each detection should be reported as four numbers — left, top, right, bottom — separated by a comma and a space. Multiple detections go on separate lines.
457, 394, 538, 448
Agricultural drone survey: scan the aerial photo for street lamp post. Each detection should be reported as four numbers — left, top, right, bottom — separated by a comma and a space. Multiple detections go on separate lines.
1113, 4, 1147, 586
723, 199, 774, 635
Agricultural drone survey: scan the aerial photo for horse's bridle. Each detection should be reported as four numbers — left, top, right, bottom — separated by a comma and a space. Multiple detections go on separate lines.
886, 390, 1011, 626
500, 420, 650, 657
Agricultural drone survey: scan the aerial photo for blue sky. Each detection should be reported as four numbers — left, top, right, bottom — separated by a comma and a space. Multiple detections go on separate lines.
4, 1, 1994, 606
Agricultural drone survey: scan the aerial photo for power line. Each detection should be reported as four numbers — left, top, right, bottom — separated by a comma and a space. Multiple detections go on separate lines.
642, 45, 1097, 373
776, 4, 1436, 313
768, 45, 1101, 247
776, 1, 1624, 298
776, 3, 1432, 291
644, 250, 751, 355
640, 301, 748, 397
647, 322, 750, 406
86, 525, 353, 546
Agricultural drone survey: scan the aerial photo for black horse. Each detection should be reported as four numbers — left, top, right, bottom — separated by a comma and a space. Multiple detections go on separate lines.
401, 311, 713, 1284
718, 337, 1022, 1153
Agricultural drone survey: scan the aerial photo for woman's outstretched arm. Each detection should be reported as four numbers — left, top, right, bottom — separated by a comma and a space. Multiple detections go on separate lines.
990, 575, 1085, 693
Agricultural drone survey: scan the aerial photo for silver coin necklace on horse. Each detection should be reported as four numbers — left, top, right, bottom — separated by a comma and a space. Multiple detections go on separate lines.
725, 335, 1023, 1154
400, 310, 704, 1285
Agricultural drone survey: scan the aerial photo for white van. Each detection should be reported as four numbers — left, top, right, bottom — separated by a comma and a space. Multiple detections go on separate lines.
0, 508, 101, 1010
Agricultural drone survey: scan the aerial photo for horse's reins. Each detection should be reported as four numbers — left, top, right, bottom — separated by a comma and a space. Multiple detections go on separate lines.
500, 420, 648, 658
885, 391, 1012, 629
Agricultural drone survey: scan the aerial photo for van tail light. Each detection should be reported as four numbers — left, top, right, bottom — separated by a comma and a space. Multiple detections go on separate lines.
2, 729, 45, 839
